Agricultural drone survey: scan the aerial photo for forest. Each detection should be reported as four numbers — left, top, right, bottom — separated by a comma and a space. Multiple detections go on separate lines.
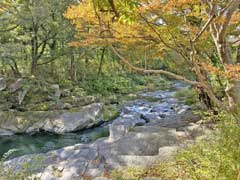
0, 0, 240, 180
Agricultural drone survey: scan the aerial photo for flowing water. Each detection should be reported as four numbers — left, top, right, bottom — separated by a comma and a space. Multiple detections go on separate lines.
0, 82, 189, 159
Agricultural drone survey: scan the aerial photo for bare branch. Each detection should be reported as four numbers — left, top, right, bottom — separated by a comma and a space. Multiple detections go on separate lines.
0, 24, 19, 32
192, 14, 215, 42
110, 46, 199, 86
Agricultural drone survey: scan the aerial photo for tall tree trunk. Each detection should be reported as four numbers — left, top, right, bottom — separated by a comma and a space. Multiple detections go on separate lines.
225, 80, 240, 112
98, 48, 105, 75
209, 0, 240, 112
237, 45, 240, 63
10, 59, 21, 77
30, 23, 38, 75
70, 50, 76, 81
31, 58, 38, 75
230, 46, 240, 113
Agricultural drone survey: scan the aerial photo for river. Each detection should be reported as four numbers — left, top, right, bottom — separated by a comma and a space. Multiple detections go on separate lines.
0, 82, 190, 159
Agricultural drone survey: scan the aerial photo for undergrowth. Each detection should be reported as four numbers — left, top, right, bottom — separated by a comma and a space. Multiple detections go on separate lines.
111, 111, 240, 180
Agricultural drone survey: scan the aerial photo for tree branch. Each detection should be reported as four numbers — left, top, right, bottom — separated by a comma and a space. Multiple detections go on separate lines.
219, 0, 240, 37
192, 14, 216, 42
0, 24, 19, 32
107, 0, 119, 18
110, 46, 199, 86
139, 13, 191, 63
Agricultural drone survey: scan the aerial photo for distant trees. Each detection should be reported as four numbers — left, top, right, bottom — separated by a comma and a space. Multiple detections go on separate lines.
0, 0, 77, 75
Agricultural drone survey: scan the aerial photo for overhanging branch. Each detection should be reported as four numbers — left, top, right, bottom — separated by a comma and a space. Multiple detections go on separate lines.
110, 46, 200, 86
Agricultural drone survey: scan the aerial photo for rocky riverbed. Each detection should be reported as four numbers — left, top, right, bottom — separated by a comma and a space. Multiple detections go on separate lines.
2, 82, 209, 180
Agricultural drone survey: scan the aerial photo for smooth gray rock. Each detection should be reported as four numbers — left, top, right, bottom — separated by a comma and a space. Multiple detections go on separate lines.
0, 129, 14, 136
5, 144, 107, 180
50, 84, 61, 99
43, 103, 103, 133
109, 124, 128, 142
9, 78, 23, 92
4, 113, 208, 180
0, 78, 6, 91
0, 103, 103, 135
93, 178, 110, 180
17, 88, 29, 105
142, 177, 159, 180
113, 113, 146, 127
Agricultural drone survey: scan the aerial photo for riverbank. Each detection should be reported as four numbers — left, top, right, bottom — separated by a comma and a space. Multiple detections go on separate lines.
0, 80, 196, 159
0, 78, 185, 158
1, 81, 208, 180
0, 75, 169, 136
111, 112, 240, 180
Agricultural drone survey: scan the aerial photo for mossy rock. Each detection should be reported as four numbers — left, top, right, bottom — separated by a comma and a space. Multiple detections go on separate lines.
0, 105, 98, 134
71, 87, 87, 97
63, 96, 96, 107
24, 101, 54, 111
0, 111, 58, 133
103, 104, 120, 121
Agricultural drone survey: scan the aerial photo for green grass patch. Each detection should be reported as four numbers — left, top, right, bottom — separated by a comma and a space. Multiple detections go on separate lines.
111, 111, 240, 180
174, 87, 198, 105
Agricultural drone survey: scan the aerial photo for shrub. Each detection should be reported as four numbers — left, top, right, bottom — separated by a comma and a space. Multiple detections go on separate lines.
111, 111, 240, 180
174, 87, 198, 105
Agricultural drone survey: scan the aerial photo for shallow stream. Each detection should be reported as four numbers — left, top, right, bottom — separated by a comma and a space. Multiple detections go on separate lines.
0, 82, 189, 159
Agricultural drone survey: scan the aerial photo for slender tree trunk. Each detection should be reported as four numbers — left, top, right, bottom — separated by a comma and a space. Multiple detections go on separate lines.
237, 46, 240, 63
98, 48, 105, 75
10, 59, 21, 77
70, 50, 76, 81
208, 0, 240, 112
30, 23, 39, 75
31, 58, 38, 75
225, 80, 240, 111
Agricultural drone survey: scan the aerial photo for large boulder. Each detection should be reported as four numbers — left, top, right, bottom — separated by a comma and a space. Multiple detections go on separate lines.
48, 84, 61, 100
0, 78, 6, 91
0, 103, 103, 135
4, 144, 107, 180
108, 113, 147, 142
43, 103, 103, 134
0, 129, 15, 136
9, 78, 23, 93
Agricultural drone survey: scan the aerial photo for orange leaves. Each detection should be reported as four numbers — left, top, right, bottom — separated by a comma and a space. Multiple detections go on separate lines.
230, 12, 240, 25
139, 0, 162, 12
202, 63, 220, 74
139, 0, 200, 13
214, 11, 240, 26
64, 0, 155, 48
64, 0, 111, 47
64, 2, 96, 24
68, 41, 82, 47
225, 64, 240, 80
202, 63, 240, 80
0, 1, 11, 14
162, 0, 200, 11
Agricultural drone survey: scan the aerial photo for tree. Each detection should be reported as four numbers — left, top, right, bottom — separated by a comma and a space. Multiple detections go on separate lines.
0, 0, 77, 75
65, 0, 240, 114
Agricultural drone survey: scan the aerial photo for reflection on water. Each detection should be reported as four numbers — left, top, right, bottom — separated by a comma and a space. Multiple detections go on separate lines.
0, 125, 109, 159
